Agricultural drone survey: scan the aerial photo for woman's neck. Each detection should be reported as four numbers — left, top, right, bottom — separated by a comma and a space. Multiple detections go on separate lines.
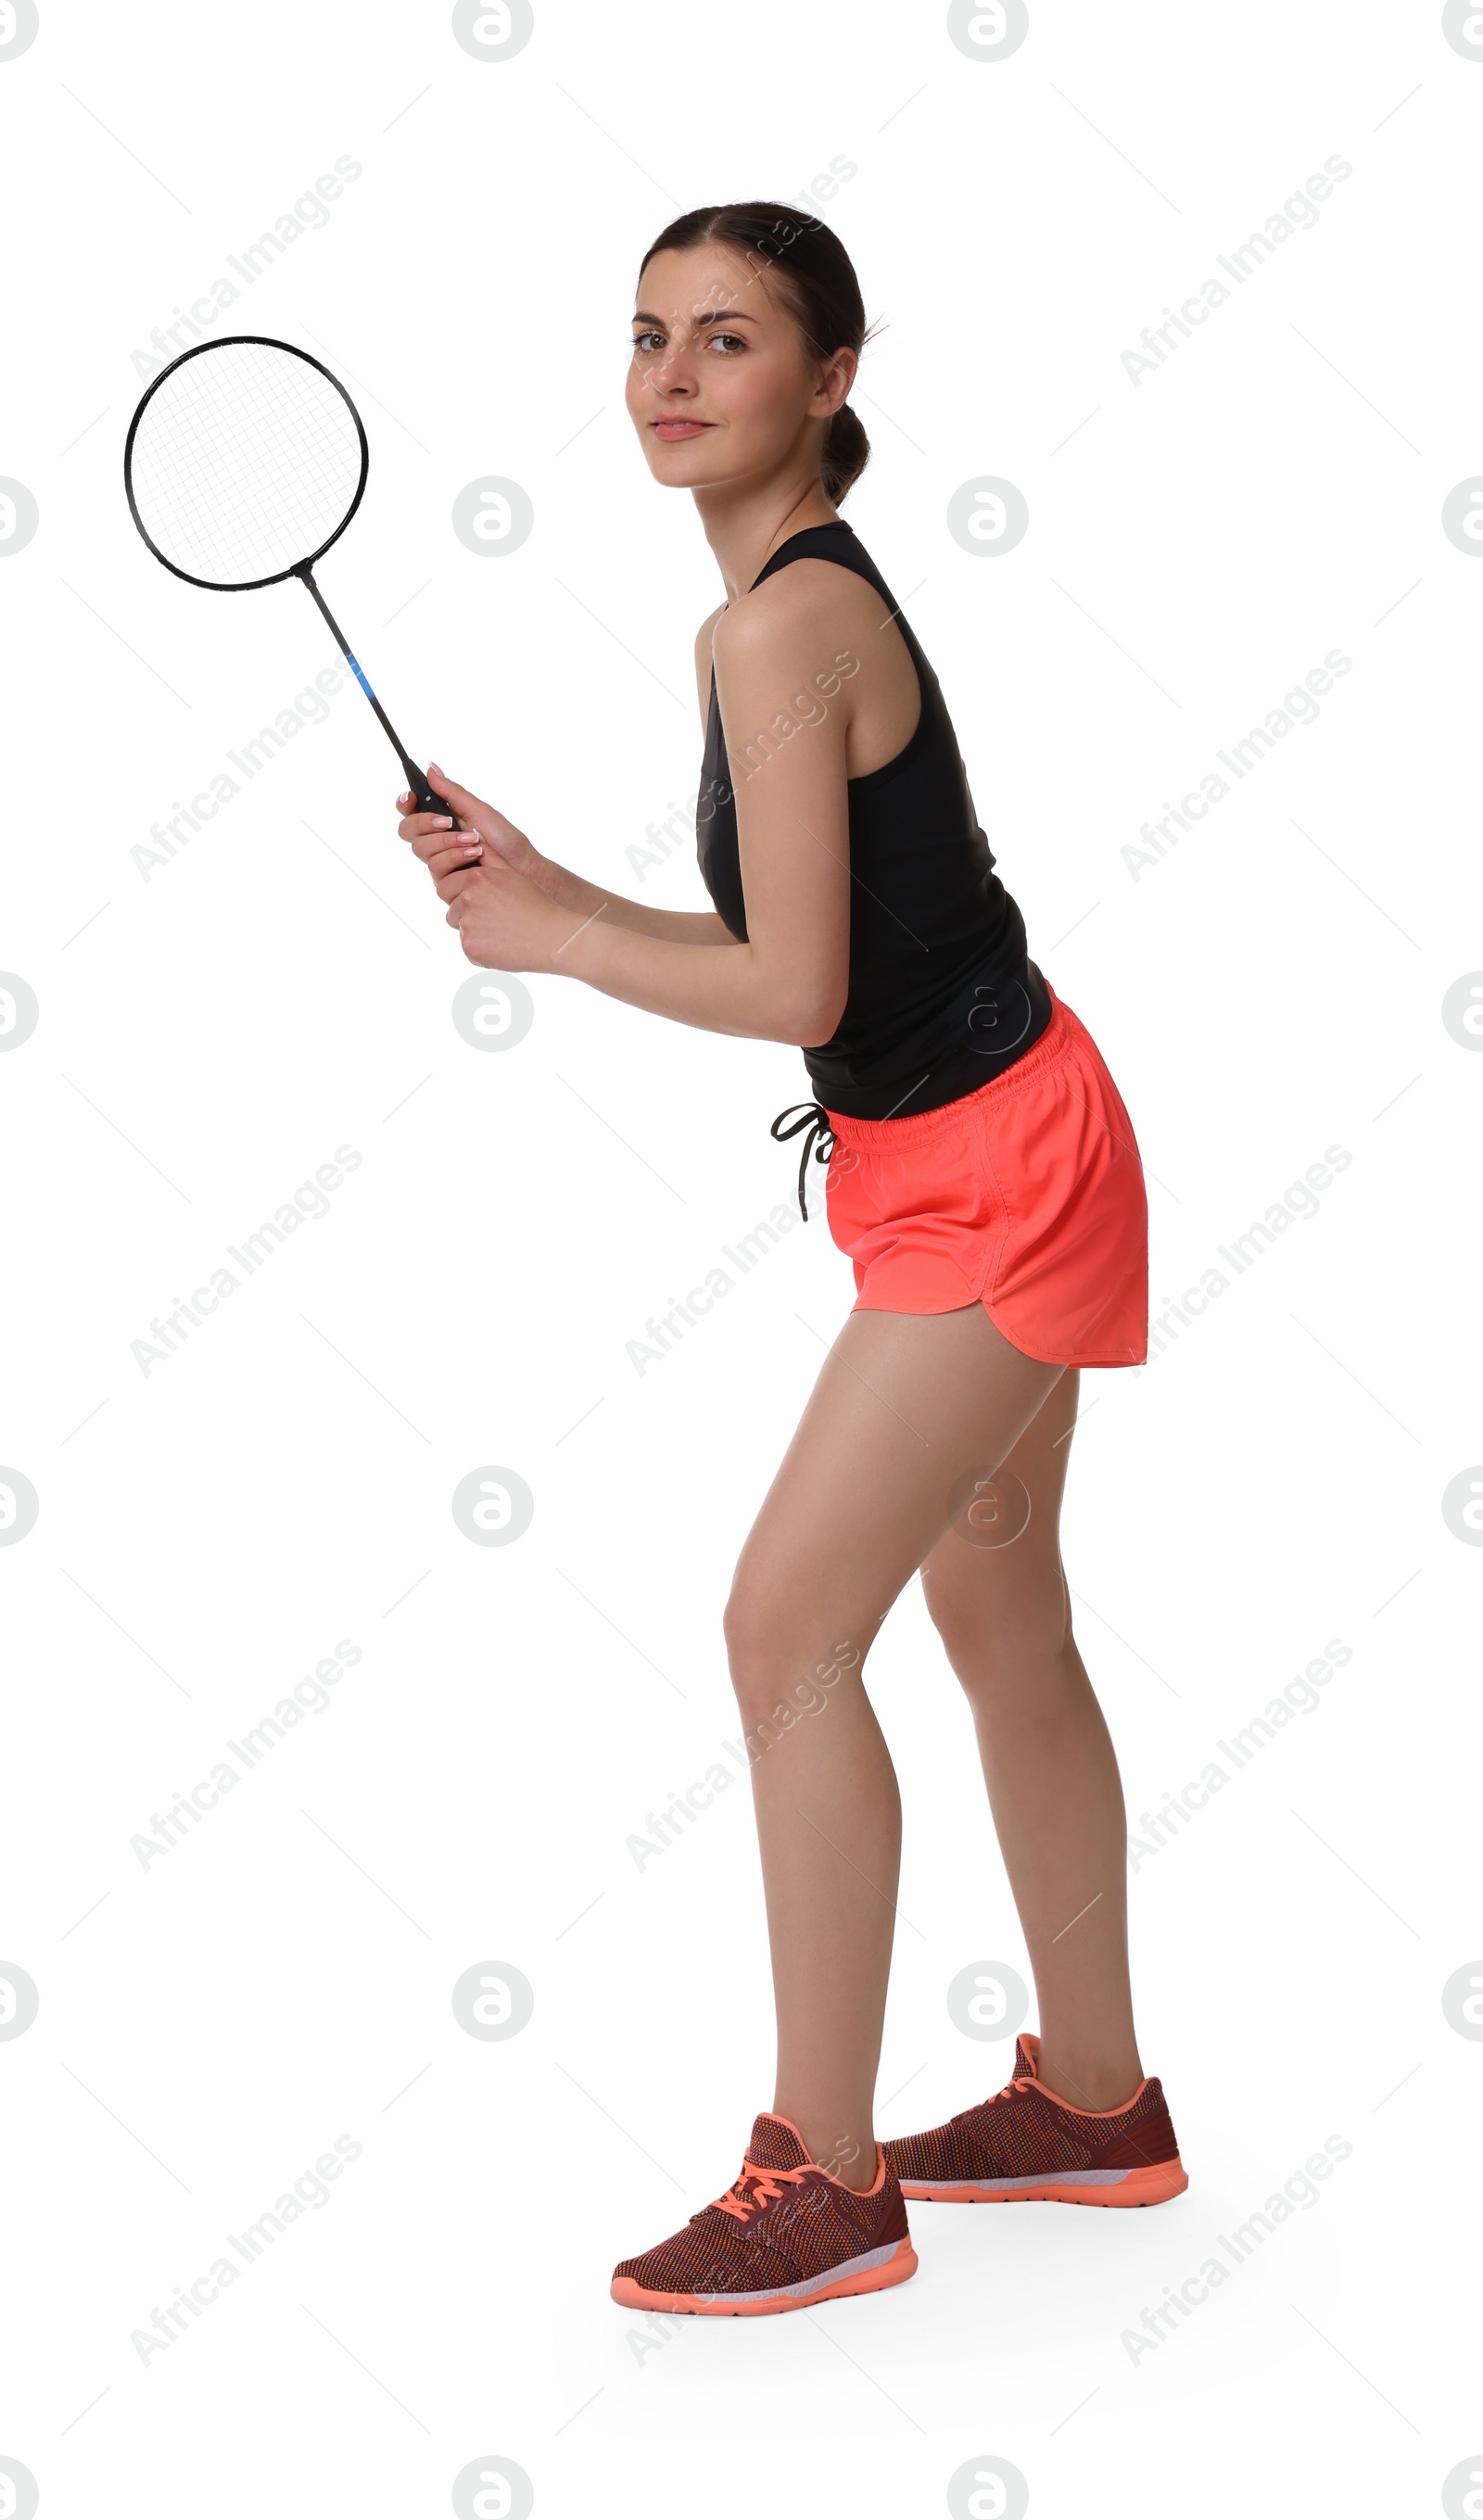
695, 479, 843, 605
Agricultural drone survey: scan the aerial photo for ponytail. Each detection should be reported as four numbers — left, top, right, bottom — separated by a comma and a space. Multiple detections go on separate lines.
822, 401, 870, 505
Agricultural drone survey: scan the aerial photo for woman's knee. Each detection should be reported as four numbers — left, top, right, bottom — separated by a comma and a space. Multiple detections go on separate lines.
722, 1577, 868, 1725
921, 1556, 1073, 1692
720, 1577, 780, 1696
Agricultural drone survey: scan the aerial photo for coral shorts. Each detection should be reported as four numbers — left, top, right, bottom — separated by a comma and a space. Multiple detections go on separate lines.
822, 986, 1148, 1369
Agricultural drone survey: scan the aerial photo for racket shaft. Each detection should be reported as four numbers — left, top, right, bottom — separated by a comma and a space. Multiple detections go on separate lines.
296, 566, 451, 821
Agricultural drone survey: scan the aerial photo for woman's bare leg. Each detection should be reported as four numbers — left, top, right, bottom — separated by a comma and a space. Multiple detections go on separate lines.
919, 1369, 1144, 2110
723, 1303, 1062, 2187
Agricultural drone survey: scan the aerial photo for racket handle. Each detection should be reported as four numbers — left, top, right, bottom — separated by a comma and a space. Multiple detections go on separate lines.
406, 765, 463, 827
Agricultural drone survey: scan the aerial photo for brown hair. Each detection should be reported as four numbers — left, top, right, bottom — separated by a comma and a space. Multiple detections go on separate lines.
636, 201, 874, 504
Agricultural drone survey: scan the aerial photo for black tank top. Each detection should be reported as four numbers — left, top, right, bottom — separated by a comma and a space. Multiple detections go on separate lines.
696, 520, 1050, 1122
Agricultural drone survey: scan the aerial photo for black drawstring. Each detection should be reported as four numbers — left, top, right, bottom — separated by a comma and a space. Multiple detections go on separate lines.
770, 1102, 837, 1222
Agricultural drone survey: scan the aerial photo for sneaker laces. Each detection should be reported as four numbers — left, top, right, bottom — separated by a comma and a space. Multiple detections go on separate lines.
711, 2158, 810, 2224
954, 2072, 1034, 2125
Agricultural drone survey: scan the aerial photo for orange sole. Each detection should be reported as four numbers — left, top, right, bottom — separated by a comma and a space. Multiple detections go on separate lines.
611, 2235, 919, 2316
899, 2159, 1188, 2208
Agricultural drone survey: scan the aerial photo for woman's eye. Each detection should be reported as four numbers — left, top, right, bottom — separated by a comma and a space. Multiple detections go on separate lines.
631, 331, 664, 354
707, 333, 745, 353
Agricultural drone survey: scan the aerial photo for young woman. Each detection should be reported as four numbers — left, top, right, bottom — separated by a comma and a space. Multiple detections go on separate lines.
396, 202, 1187, 2317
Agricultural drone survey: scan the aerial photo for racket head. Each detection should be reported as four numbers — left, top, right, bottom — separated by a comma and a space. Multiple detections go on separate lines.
123, 335, 370, 593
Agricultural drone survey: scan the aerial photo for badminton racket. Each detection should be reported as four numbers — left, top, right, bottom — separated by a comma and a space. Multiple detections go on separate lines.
124, 334, 453, 820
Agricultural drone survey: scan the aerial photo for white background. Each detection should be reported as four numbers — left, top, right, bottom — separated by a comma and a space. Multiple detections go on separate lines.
1, 1, 1479, 2513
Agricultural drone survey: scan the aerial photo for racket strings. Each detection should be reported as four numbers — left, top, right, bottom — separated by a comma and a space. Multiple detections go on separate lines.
127, 341, 363, 585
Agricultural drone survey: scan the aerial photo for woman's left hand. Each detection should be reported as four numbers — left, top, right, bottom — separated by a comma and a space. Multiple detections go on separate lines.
436, 854, 573, 972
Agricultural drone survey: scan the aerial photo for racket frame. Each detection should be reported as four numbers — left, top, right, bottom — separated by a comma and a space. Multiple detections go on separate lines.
123, 333, 454, 822
123, 333, 369, 593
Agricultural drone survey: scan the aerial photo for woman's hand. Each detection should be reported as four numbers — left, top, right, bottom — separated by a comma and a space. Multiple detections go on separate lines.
396, 766, 565, 899
396, 766, 584, 968
393, 766, 604, 969
435, 855, 578, 973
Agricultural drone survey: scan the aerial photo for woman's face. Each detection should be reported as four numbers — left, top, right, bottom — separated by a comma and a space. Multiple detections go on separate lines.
626, 242, 852, 490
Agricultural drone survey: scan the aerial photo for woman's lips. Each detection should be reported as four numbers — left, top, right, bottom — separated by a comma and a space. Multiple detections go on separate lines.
653, 420, 714, 440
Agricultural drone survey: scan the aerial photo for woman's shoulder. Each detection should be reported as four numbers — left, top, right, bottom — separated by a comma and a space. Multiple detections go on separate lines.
693, 598, 728, 661
692, 600, 728, 726
713, 551, 882, 669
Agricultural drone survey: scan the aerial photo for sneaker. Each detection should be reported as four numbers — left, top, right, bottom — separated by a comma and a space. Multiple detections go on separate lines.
610, 2111, 919, 2315
884, 2032, 1188, 2207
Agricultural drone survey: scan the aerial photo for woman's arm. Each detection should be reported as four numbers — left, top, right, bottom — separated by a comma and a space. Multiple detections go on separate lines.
404, 776, 734, 947
420, 574, 854, 1046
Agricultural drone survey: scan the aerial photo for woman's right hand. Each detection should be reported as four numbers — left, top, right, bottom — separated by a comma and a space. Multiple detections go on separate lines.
396, 765, 569, 902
